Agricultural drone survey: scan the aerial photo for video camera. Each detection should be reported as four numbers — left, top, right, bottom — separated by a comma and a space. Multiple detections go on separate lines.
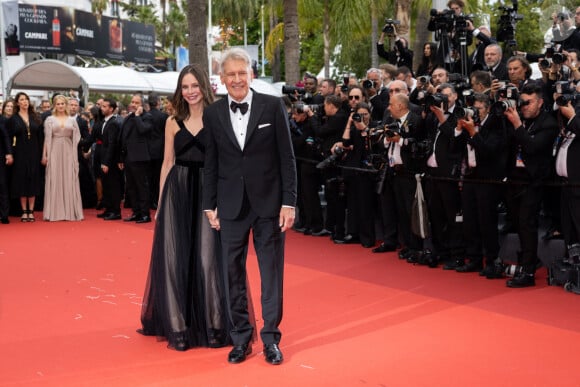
382, 19, 401, 35
496, 0, 523, 44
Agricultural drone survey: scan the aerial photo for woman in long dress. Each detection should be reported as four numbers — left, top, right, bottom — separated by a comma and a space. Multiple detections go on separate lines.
139, 64, 232, 351
7, 92, 43, 222
41, 95, 84, 221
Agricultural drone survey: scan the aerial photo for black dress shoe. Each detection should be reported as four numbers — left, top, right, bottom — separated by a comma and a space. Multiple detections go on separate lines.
443, 258, 464, 270
398, 247, 411, 259
97, 211, 110, 218
228, 344, 251, 364
124, 214, 139, 222
456, 261, 483, 273
303, 228, 313, 236
103, 213, 121, 220
312, 229, 332, 237
293, 226, 307, 233
372, 243, 397, 253
263, 343, 283, 365
506, 273, 535, 288
136, 215, 152, 224
0, 217, 9, 224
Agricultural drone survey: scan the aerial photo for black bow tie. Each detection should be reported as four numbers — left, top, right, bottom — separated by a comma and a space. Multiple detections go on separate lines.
230, 101, 249, 115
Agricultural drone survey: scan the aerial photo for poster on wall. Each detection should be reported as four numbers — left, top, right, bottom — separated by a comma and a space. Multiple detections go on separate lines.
2, 0, 20, 55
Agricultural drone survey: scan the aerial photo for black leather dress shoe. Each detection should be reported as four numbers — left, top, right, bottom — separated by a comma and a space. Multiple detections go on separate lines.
456, 261, 483, 273
103, 213, 121, 220
303, 228, 313, 235
0, 217, 9, 224
97, 211, 110, 218
136, 215, 152, 224
372, 243, 397, 253
506, 273, 535, 288
312, 229, 332, 237
124, 214, 139, 222
228, 344, 251, 364
485, 263, 505, 279
263, 343, 283, 365
443, 259, 464, 270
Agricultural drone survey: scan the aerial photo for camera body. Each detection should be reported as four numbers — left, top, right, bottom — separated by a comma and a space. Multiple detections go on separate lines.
316, 146, 347, 169
294, 102, 323, 114
454, 106, 478, 121
491, 85, 520, 115
382, 19, 401, 35
425, 93, 449, 111
362, 79, 378, 89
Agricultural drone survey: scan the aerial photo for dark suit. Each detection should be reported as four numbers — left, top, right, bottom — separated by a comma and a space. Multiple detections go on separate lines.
369, 88, 389, 122
376, 39, 414, 69
468, 30, 495, 72
119, 112, 153, 218
457, 114, 508, 266
0, 117, 13, 218
506, 110, 558, 273
100, 115, 122, 215
147, 107, 168, 207
203, 91, 297, 346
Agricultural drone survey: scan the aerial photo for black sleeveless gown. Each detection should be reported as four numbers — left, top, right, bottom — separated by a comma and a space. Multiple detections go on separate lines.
139, 124, 230, 350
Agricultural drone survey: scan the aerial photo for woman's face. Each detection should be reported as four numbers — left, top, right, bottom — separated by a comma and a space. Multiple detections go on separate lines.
3, 102, 13, 117
54, 98, 67, 114
181, 73, 203, 107
424, 44, 431, 57
17, 95, 29, 112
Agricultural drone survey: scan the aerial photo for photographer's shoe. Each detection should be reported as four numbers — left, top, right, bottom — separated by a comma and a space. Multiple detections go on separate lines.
506, 273, 535, 288
443, 258, 464, 270
456, 261, 483, 273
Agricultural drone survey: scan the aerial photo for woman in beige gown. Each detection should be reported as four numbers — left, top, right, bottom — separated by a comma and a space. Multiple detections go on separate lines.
42, 95, 83, 221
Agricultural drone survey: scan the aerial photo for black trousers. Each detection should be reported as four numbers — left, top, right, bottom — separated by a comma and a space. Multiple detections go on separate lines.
506, 182, 543, 274
560, 185, 580, 248
426, 177, 463, 258
149, 158, 162, 208
392, 171, 423, 251
377, 175, 398, 246
102, 165, 122, 214
461, 180, 501, 265
219, 196, 285, 346
300, 163, 324, 231
0, 162, 8, 218
345, 173, 376, 246
125, 160, 151, 217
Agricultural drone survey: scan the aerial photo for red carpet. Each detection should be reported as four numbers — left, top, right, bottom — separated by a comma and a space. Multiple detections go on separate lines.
1, 209, 579, 386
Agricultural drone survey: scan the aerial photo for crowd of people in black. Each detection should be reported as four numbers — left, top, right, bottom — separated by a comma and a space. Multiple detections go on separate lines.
287, 1, 580, 288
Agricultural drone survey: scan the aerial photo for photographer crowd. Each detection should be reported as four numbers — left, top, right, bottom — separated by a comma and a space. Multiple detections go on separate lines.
286, 2, 580, 289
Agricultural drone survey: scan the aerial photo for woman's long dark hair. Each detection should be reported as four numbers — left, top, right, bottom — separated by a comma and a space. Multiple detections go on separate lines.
420, 42, 438, 75
14, 92, 41, 124
172, 64, 215, 122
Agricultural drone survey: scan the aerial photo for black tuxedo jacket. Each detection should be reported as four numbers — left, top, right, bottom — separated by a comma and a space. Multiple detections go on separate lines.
147, 107, 168, 160
457, 114, 508, 179
377, 40, 414, 69
75, 115, 89, 139
119, 112, 153, 163
100, 116, 121, 168
383, 110, 425, 173
203, 91, 297, 220
507, 110, 558, 182
560, 115, 580, 184
0, 117, 12, 158
425, 109, 466, 177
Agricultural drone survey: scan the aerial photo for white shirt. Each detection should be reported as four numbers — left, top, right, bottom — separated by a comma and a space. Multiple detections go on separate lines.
228, 90, 253, 150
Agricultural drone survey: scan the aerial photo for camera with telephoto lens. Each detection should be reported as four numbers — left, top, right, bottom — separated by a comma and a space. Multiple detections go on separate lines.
316, 146, 347, 169
362, 79, 379, 89
491, 85, 520, 115
554, 81, 574, 95
418, 75, 431, 85
294, 102, 323, 114
425, 93, 449, 111
382, 19, 401, 35
454, 107, 478, 121
556, 93, 579, 107
282, 85, 305, 95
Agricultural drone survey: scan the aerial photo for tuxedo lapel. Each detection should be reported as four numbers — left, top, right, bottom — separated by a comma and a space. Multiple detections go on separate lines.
216, 98, 241, 151
245, 93, 265, 146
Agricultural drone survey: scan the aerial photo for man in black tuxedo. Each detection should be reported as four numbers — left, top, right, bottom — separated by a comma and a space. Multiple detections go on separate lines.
454, 93, 508, 275
146, 94, 168, 209
98, 98, 123, 220
484, 44, 508, 82
69, 97, 96, 208
503, 82, 558, 287
119, 94, 153, 223
203, 48, 297, 365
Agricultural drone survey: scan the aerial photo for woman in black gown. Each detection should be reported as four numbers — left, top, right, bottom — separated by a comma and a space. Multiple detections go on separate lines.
7, 92, 43, 222
139, 64, 231, 351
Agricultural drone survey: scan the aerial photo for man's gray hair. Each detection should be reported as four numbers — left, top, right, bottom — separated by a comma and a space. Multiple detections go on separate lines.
220, 48, 252, 73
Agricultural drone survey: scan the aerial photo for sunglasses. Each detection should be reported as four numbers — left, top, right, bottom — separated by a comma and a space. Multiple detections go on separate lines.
348, 95, 361, 100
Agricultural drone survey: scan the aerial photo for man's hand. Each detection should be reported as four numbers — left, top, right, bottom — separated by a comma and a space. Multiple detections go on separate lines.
559, 101, 576, 120
101, 165, 109, 174
5, 154, 13, 166
504, 106, 522, 128
205, 209, 220, 231
430, 104, 447, 124
279, 207, 295, 232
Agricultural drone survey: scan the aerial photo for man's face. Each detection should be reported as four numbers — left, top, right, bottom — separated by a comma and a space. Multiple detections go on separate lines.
508, 60, 526, 83
100, 101, 113, 117
575, 7, 580, 27
388, 96, 404, 119
473, 101, 489, 121
221, 58, 251, 101
304, 77, 317, 93
439, 87, 457, 108
319, 81, 335, 96
128, 95, 142, 113
470, 77, 485, 92
432, 69, 448, 86
41, 101, 51, 112
292, 110, 307, 123
449, 2, 462, 16
324, 102, 337, 116
348, 88, 363, 109
388, 80, 408, 96
566, 52, 578, 68
68, 99, 79, 115
484, 46, 501, 68
519, 93, 543, 120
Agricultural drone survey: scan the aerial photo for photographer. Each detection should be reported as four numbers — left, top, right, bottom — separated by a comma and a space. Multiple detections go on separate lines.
290, 102, 325, 236
428, 0, 473, 74
410, 67, 449, 106
424, 83, 466, 269
313, 95, 349, 239
552, 10, 580, 51
484, 44, 509, 82
454, 93, 508, 276
364, 68, 389, 122
377, 21, 413, 70
466, 22, 496, 72
303, 74, 325, 104
469, 70, 493, 95
332, 103, 378, 248
375, 94, 425, 258
555, 99, 580, 261
503, 81, 558, 287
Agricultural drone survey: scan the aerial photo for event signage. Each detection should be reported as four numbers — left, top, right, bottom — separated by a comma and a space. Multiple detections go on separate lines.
15, 4, 154, 64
